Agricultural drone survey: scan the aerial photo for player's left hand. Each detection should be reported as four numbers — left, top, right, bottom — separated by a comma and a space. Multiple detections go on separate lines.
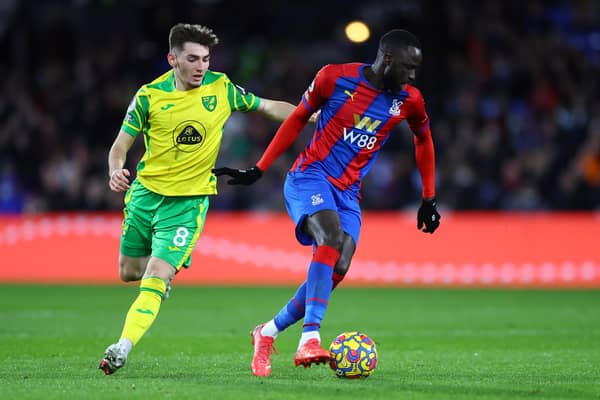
212, 166, 263, 185
417, 198, 441, 234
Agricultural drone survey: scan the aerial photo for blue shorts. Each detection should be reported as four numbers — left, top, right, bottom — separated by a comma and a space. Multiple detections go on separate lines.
283, 171, 361, 247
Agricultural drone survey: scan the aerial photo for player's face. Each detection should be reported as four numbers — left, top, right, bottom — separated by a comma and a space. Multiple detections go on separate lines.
169, 42, 210, 90
384, 46, 422, 90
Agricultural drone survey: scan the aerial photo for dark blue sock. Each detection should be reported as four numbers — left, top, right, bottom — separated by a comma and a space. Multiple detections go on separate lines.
273, 282, 306, 331
303, 245, 339, 333
272, 273, 346, 332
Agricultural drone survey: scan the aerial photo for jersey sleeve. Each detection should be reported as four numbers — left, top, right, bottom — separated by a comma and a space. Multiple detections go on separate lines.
301, 64, 336, 112
120, 87, 149, 137
256, 102, 312, 172
406, 88, 430, 136
407, 88, 436, 199
225, 76, 260, 112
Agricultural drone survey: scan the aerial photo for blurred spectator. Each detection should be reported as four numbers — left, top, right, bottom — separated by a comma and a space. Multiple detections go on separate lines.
1, 0, 599, 212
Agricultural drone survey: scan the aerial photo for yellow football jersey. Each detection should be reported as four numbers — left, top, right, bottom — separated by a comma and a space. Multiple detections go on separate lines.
121, 69, 260, 196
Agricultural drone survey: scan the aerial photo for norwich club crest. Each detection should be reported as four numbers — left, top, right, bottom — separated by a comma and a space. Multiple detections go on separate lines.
202, 95, 217, 112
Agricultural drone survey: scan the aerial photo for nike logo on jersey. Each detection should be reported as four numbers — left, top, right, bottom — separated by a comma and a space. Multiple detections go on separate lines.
136, 308, 155, 315
344, 90, 355, 101
168, 245, 182, 252
161, 103, 175, 111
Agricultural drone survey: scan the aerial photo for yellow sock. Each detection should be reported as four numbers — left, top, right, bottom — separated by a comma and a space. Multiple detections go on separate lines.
120, 276, 166, 346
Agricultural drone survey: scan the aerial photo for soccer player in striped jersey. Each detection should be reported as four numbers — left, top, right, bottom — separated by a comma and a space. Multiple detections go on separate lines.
98, 23, 315, 375
214, 29, 441, 376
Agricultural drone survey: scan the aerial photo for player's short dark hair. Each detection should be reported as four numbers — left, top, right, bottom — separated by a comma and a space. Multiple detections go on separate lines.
378, 29, 421, 54
169, 23, 219, 53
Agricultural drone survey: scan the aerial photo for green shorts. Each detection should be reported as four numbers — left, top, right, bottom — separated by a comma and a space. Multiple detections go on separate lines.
120, 179, 209, 270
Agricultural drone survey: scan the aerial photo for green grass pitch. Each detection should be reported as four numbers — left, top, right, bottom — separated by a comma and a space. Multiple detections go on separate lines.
1, 285, 599, 399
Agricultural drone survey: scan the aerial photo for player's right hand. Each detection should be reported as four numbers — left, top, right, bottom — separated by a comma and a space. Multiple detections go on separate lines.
212, 166, 263, 185
109, 169, 131, 192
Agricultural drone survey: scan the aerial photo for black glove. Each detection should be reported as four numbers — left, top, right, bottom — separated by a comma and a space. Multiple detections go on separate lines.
417, 198, 441, 234
212, 166, 263, 185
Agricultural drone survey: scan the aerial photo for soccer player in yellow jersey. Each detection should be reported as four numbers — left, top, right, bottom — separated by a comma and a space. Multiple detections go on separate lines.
98, 23, 312, 375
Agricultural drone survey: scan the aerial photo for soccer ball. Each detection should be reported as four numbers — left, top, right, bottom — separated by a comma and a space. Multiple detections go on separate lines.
329, 331, 378, 378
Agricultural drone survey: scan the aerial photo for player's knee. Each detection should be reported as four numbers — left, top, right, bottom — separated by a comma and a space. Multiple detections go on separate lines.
118, 258, 145, 282
119, 266, 140, 282
319, 231, 345, 251
143, 258, 176, 282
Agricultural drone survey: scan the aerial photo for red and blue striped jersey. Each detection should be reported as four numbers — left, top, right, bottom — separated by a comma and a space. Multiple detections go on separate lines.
292, 63, 430, 194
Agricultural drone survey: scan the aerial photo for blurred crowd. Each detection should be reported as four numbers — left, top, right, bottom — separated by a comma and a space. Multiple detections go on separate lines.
1, 0, 599, 212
